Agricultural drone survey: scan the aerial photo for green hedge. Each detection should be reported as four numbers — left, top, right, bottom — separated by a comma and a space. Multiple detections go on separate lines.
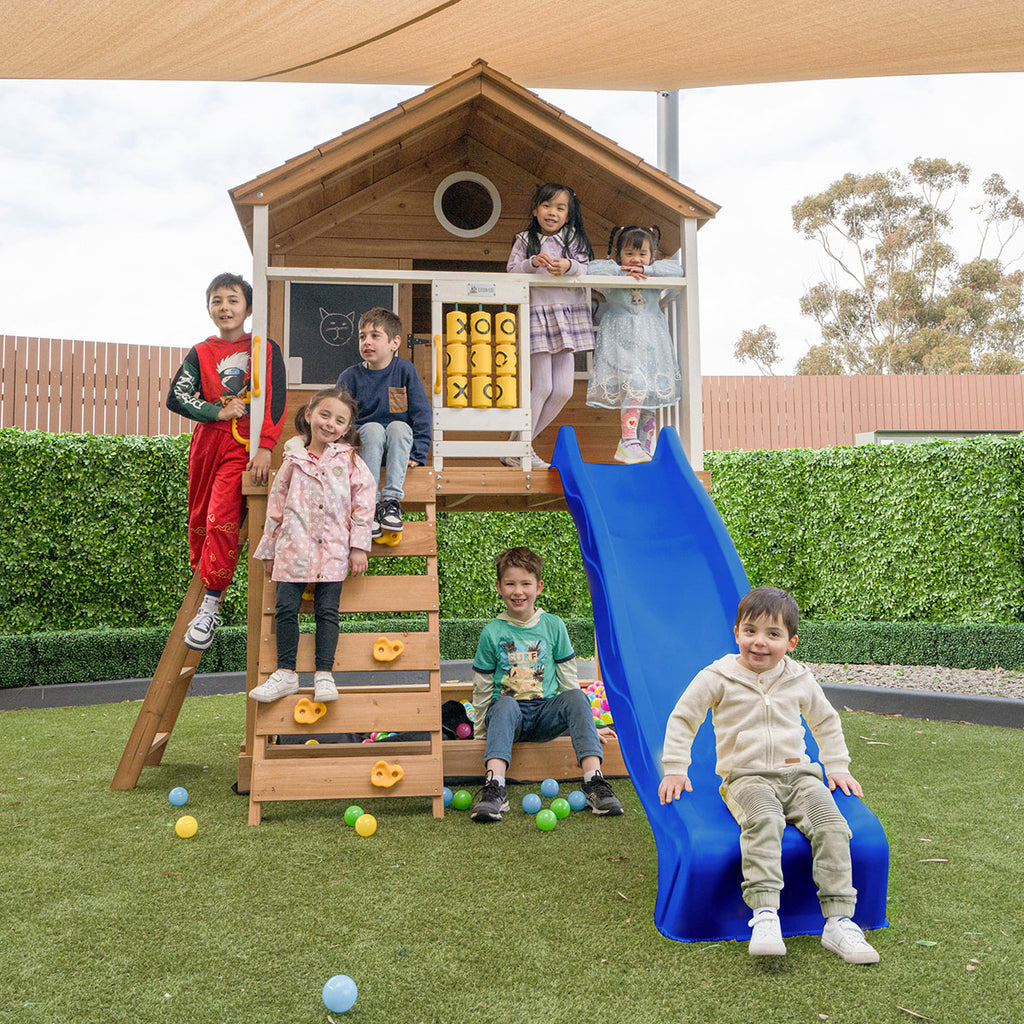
0, 430, 249, 632
4, 428, 1024, 640
4, 619, 1023, 689
706, 436, 1024, 624
0, 619, 598, 689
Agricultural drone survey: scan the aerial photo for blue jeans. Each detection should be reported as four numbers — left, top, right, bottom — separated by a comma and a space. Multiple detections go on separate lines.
274, 580, 344, 672
483, 690, 603, 768
357, 421, 414, 500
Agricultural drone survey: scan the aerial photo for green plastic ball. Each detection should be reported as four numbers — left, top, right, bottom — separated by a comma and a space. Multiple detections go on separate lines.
550, 797, 571, 819
536, 808, 557, 831
452, 789, 472, 810
343, 805, 364, 826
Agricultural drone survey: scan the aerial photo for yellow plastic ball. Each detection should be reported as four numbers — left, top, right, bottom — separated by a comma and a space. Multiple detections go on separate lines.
354, 813, 378, 837
175, 815, 198, 838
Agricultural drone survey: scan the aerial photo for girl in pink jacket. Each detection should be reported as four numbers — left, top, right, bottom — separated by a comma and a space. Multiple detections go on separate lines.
250, 388, 376, 704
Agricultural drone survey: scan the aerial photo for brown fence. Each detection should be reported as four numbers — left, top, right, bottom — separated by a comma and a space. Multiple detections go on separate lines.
702, 374, 1024, 450
1, 336, 190, 436
3, 336, 1024, 448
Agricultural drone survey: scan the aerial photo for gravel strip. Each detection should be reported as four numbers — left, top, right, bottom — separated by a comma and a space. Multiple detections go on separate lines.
806, 662, 1024, 702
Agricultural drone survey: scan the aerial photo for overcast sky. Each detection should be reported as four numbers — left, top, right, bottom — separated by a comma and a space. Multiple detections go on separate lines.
1, 72, 1021, 375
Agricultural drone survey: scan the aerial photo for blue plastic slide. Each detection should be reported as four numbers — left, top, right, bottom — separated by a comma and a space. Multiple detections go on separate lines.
552, 426, 889, 942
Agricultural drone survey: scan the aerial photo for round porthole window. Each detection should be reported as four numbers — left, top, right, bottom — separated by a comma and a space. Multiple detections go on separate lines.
433, 172, 501, 237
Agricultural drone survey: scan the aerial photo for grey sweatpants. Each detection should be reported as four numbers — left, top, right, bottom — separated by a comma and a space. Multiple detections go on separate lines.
721, 764, 857, 918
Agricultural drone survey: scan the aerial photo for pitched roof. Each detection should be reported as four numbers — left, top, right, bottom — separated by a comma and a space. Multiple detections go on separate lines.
230, 62, 719, 258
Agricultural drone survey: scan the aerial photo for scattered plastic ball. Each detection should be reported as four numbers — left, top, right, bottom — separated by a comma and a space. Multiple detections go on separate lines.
322, 974, 358, 1013
443, 786, 454, 807
174, 815, 198, 838
540, 777, 559, 798
354, 813, 377, 837
168, 786, 188, 807
567, 790, 587, 812
452, 789, 472, 810
343, 805, 364, 827
455, 722, 472, 739
550, 797, 571, 819
305, 738, 320, 745
536, 808, 557, 831
521, 792, 542, 814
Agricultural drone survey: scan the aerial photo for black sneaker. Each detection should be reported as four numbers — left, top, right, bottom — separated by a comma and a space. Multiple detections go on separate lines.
380, 498, 404, 533
470, 771, 509, 822
582, 771, 623, 816
372, 500, 384, 540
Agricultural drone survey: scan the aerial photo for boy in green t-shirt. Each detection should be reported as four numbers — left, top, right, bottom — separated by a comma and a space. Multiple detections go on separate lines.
470, 547, 622, 822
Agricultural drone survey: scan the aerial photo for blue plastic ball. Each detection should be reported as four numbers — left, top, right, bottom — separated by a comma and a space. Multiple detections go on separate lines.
521, 792, 542, 814
540, 777, 559, 798
322, 974, 358, 1013
168, 787, 189, 807
567, 789, 587, 812
443, 786, 453, 807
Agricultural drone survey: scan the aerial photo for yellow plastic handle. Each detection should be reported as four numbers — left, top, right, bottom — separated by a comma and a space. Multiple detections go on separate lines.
434, 334, 442, 394
251, 335, 262, 397
231, 417, 250, 453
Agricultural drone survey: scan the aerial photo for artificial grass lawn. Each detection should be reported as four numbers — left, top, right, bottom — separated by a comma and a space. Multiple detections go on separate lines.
1, 697, 1021, 1024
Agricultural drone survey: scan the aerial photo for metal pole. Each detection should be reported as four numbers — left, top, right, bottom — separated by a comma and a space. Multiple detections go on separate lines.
657, 90, 703, 468
657, 90, 680, 179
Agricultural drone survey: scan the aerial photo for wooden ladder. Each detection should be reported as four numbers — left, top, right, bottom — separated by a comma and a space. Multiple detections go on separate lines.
110, 523, 248, 790
246, 467, 444, 824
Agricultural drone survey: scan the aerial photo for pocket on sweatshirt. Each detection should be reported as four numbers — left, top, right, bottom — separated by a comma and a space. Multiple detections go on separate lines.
388, 387, 408, 413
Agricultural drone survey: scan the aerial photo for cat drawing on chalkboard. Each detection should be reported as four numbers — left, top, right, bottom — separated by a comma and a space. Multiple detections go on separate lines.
319, 307, 357, 349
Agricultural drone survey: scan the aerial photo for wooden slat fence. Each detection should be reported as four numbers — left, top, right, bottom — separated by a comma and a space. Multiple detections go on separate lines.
702, 375, 1024, 450
3, 337, 1024, 447
1, 336, 190, 436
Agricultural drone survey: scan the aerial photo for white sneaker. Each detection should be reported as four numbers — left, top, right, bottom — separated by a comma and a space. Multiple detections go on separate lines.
821, 917, 879, 964
184, 608, 221, 650
614, 438, 652, 464
249, 669, 299, 703
528, 448, 550, 470
313, 672, 339, 702
748, 910, 787, 956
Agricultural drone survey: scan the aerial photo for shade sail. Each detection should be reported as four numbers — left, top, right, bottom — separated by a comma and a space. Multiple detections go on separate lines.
3, 0, 1022, 89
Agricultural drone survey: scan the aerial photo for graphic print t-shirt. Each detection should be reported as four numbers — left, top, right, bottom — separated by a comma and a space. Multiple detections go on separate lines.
473, 612, 575, 702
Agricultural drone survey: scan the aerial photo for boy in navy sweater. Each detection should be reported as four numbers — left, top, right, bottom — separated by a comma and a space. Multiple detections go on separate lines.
336, 308, 431, 536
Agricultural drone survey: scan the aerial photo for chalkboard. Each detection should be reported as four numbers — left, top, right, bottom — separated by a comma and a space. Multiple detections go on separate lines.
286, 282, 397, 385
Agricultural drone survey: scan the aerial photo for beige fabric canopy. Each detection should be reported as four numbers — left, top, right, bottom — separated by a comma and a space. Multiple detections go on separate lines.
3, 0, 1022, 89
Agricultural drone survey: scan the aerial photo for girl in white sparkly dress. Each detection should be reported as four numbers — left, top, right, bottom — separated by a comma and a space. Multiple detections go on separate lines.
586, 225, 682, 463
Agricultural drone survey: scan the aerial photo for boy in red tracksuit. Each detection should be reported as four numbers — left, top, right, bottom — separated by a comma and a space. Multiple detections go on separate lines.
167, 272, 287, 649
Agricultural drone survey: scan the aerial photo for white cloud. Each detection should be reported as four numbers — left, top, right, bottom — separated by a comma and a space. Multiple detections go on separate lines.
1, 73, 1022, 371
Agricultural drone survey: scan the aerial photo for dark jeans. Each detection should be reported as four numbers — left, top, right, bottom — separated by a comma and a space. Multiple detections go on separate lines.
274, 580, 344, 672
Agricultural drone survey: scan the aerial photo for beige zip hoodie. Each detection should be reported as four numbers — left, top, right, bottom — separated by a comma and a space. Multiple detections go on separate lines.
662, 654, 851, 781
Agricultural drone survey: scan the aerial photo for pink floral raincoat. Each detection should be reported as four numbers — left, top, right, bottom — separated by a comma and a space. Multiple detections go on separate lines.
254, 437, 376, 583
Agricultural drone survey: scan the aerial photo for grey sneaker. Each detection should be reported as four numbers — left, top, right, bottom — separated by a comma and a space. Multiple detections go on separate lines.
749, 910, 787, 956
184, 608, 221, 650
313, 671, 338, 702
470, 771, 509, 822
581, 771, 623, 815
380, 498, 403, 533
249, 669, 299, 703
821, 917, 879, 964
372, 500, 384, 540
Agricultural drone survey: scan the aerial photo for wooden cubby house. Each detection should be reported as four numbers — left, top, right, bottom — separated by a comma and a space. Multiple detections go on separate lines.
113, 60, 719, 822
